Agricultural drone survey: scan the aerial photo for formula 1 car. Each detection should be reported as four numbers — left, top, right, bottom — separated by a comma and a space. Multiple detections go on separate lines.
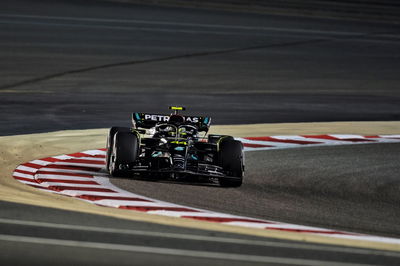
105, 107, 244, 187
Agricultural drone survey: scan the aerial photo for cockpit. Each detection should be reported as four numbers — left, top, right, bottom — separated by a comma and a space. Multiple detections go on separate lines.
154, 124, 198, 139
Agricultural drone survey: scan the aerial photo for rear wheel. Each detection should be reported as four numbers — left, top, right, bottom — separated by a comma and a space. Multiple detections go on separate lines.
106, 127, 131, 172
208, 134, 234, 144
218, 139, 244, 187
109, 132, 139, 177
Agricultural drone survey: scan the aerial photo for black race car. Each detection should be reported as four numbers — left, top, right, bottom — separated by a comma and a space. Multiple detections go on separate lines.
105, 107, 244, 187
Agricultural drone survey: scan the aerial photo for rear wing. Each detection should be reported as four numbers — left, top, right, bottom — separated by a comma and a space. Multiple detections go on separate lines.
131, 112, 211, 132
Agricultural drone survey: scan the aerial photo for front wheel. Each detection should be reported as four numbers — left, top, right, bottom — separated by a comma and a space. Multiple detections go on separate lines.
109, 132, 139, 177
218, 139, 244, 187
106, 127, 131, 172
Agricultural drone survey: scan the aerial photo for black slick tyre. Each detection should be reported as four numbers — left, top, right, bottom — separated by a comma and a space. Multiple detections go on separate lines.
218, 139, 244, 187
208, 134, 234, 144
109, 132, 139, 177
106, 127, 131, 172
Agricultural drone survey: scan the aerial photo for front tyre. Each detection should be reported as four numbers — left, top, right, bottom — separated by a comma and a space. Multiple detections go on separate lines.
106, 127, 131, 172
109, 132, 139, 177
218, 139, 244, 187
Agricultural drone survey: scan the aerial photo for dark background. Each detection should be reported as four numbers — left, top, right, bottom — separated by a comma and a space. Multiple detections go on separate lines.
1, 0, 400, 135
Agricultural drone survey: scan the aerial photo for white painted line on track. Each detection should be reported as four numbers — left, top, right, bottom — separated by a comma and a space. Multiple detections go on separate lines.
15, 165, 38, 173
35, 174, 95, 181
60, 191, 120, 197
16, 180, 45, 186
28, 159, 53, 166
380, 135, 400, 138
223, 222, 272, 229
61, 157, 105, 161
52, 162, 104, 168
0, 234, 377, 266
147, 211, 239, 218
1, 217, 398, 257
96, 200, 179, 208
51, 155, 74, 160
38, 167, 108, 175
34, 182, 104, 188
13, 172, 34, 179
80, 149, 106, 156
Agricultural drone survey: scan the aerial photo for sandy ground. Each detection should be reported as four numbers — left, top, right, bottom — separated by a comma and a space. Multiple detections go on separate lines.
1, 121, 400, 250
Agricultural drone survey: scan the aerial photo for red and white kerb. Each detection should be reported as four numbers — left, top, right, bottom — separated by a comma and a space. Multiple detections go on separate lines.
12, 135, 400, 244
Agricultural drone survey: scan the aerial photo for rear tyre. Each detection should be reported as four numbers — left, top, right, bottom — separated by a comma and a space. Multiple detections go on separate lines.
109, 132, 139, 177
208, 134, 234, 144
106, 127, 131, 172
218, 139, 244, 187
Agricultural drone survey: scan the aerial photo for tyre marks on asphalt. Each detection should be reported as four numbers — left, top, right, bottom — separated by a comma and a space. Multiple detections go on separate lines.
11, 135, 400, 245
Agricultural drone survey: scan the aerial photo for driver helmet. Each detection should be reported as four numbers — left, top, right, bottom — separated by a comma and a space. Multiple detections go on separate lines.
169, 114, 184, 125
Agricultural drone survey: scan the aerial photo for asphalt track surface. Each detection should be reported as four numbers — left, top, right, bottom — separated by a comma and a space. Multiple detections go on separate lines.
3, 201, 400, 266
111, 143, 400, 239
1, 0, 400, 265
1, 0, 400, 135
